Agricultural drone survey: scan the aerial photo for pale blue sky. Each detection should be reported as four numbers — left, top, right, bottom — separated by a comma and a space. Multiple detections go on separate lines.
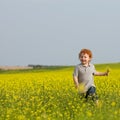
0, 0, 120, 66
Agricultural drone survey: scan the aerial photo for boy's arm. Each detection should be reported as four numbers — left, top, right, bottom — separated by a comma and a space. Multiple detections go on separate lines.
73, 76, 79, 89
94, 69, 109, 76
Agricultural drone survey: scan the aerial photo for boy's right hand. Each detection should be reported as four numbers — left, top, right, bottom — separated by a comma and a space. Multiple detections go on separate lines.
105, 69, 110, 76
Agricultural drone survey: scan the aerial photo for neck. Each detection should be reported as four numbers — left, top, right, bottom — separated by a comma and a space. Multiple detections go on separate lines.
82, 63, 89, 67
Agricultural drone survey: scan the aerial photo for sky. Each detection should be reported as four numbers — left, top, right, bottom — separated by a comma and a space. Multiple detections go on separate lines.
0, 0, 120, 66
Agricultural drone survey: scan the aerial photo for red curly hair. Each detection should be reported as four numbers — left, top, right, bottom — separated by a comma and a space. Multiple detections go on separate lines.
79, 48, 93, 58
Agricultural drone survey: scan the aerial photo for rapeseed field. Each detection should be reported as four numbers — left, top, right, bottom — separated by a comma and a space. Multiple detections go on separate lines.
0, 64, 119, 120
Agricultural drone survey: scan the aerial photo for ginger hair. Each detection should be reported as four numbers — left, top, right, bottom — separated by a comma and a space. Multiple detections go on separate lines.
79, 48, 93, 58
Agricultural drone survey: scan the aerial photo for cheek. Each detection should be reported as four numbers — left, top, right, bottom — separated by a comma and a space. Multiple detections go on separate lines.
88, 58, 91, 61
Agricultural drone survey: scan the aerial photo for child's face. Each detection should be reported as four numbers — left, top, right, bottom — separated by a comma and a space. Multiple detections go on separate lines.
79, 53, 91, 65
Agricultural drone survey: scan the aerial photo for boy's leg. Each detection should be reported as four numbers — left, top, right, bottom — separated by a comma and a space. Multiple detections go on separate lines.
85, 86, 98, 102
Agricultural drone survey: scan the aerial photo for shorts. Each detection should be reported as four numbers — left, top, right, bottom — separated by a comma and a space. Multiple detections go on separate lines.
85, 86, 98, 100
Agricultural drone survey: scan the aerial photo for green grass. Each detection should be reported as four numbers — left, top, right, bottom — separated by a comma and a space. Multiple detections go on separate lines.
95, 62, 120, 70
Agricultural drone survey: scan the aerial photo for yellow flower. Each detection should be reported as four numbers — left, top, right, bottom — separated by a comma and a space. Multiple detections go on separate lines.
17, 115, 26, 120
86, 111, 92, 117
114, 110, 118, 115
111, 101, 116, 107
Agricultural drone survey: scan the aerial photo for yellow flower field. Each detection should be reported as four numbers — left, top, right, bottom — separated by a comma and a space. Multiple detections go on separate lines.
0, 64, 119, 120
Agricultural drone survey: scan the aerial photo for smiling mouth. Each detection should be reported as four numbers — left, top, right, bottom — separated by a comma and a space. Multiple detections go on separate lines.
82, 60, 86, 62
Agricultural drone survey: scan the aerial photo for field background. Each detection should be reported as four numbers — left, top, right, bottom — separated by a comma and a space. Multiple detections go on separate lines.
0, 63, 119, 120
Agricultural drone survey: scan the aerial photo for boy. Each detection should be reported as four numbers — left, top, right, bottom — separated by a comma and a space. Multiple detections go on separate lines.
73, 48, 109, 103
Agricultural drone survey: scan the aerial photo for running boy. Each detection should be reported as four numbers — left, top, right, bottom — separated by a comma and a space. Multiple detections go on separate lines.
73, 48, 109, 103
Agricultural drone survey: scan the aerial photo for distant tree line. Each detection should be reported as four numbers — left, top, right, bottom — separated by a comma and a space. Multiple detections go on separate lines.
27, 64, 66, 69
28, 64, 48, 68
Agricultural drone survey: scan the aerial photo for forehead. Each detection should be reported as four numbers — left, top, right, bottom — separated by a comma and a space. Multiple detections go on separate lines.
80, 53, 89, 57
